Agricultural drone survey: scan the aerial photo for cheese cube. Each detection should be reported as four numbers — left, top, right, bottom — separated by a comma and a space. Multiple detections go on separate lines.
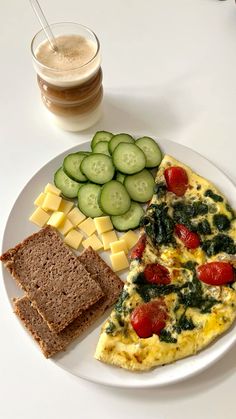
67, 207, 86, 226
57, 217, 74, 235
29, 207, 50, 227
94, 216, 113, 235
42, 192, 62, 211
64, 229, 83, 250
78, 217, 96, 236
101, 230, 118, 251
110, 239, 128, 254
47, 211, 65, 228
44, 183, 61, 196
121, 230, 139, 250
110, 251, 129, 272
82, 234, 103, 251
58, 199, 74, 215
34, 192, 46, 207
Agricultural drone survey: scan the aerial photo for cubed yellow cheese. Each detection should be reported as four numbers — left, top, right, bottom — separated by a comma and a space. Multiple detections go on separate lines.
57, 217, 74, 235
44, 183, 61, 196
82, 234, 103, 251
121, 230, 139, 250
110, 239, 128, 254
47, 211, 65, 228
67, 207, 86, 226
94, 216, 113, 235
58, 199, 74, 215
101, 230, 118, 251
34, 192, 46, 207
42, 192, 62, 211
64, 229, 83, 250
110, 251, 129, 272
78, 217, 96, 236
29, 207, 50, 227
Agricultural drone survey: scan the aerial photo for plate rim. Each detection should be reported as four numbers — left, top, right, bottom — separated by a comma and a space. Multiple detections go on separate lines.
1, 135, 236, 388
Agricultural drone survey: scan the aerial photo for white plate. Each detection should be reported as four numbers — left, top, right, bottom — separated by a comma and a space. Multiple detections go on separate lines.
1, 136, 236, 388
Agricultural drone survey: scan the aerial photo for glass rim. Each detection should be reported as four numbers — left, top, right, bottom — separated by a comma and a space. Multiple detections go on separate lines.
31, 22, 100, 72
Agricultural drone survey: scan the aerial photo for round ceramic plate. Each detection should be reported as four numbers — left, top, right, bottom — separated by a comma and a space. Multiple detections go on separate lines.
1, 136, 236, 388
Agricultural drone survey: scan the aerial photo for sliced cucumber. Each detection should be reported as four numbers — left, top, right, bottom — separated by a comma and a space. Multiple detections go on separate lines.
111, 202, 144, 231
116, 172, 126, 184
54, 167, 83, 199
92, 141, 110, 156
63, 152, 87, 182
80, 154, 115, 184
112, 143, 146, 175
99, 180, 131, 215
136, 137, 162, 168
78, 183, 103, 218
91, 131, 113, 149
108, 133, 134, 154
124, 169, 155, 202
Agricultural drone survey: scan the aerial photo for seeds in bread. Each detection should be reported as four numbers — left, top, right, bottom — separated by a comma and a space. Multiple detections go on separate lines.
14, 247, 123, 357
1, 226, 104, 333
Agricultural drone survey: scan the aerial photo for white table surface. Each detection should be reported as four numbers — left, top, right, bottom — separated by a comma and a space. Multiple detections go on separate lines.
1, 0, 236, 418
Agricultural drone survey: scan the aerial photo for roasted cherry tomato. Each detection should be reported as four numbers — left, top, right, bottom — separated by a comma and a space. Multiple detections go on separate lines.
131, 299, 167, 338
164, 166, 188, 196
197, 262, 234, 285
175, 224, 200, 249
130, 234, 146, 260
144, 263, 171, 285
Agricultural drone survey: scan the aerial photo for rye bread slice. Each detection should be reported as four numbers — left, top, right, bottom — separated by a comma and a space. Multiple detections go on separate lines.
14, 247, 123, 357
1, 227, 103, 333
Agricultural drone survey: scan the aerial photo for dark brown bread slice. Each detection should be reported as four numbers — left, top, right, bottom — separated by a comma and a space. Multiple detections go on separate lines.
1, 227, 103, 333
14, 247, 124, 357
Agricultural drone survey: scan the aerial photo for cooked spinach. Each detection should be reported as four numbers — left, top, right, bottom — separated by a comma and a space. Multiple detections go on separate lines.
115, 290, 129, 315
204, 189, 223, 202
181, 261, 197, 271
153, 182, 167, 198
140, 203, 175, 246
135, 283, 180, 303
200, 298, 219, 314
175, 313, 195, 333
159, 330, 177, 343
201, 234, 236, 256
197, 219, 212, 235
226, 203, 235, 219
105, 321, 116, 334
178, 275, 218, 313
172, 201, 208, 232
213, 214, 230, 232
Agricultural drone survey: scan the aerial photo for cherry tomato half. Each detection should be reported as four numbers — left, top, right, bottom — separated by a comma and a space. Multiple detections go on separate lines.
130, 234, 146, 260
131, 299, 167, 338
164, 166, 188, 196
197, 262, 234, 285
144, 263, 171, 285
175, 224, 200, 249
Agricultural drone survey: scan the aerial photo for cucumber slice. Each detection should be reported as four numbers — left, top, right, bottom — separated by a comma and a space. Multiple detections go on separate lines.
92, 141, 110, 156
136, 137, 162, 168
99, 180, 131, 215
112, 143, 146, 175
111, 202, 144, 231
80, 153, 115, 184
91, 131, 113, 149
108, 133, 134, 154
124, 169, 155, 202
63, 152, 87, 182
54, 167, 82, 199
116, 172, 126, 184
78, 183, 103, 218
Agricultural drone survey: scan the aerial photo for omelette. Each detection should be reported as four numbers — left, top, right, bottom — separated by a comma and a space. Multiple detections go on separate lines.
95, 155, 236, 371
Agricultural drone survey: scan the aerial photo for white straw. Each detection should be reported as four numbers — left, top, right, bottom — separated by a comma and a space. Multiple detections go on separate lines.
30, 0, 58, 51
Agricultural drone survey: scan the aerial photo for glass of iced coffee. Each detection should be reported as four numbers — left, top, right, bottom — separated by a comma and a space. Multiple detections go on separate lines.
31, 22, 102, 131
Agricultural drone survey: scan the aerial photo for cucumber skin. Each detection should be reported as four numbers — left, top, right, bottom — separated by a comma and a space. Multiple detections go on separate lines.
63, 152, 88, 183
91, 131, 113, 149
108, 133, 134, 155
80, 153, 115, 185
111, 202, 144, 231
98, 180, 131, 216
124, 169, 155, 202
54, 167, 82, 199
77, 183, 103, 218
112, 143, 146, 175
135, 137, 162, 168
